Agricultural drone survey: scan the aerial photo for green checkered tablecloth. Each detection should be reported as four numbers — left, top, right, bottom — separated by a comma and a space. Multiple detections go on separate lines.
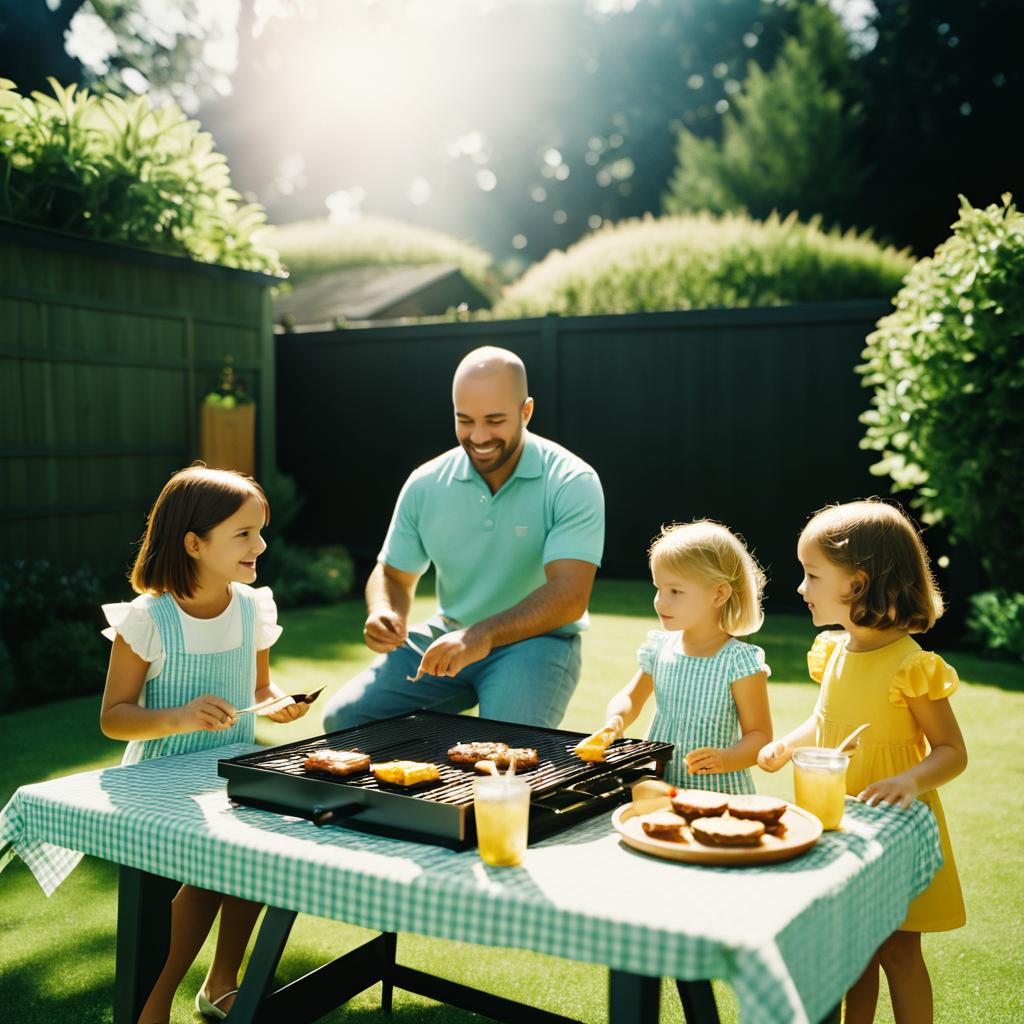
0, 744, 942, 1024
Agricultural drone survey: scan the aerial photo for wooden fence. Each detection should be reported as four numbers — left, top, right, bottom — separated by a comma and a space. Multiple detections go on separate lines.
0, 220, 278, 570
276, 301, 903, 609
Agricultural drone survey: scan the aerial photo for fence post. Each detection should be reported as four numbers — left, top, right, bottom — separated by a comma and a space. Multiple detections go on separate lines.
258, 289, 277, 478
540, 313, 561, 440
184, 314, 197, 458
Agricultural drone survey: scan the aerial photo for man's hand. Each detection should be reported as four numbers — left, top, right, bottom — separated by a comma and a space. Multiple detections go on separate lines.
363, 609, 408, 653
417, 628, 492, 679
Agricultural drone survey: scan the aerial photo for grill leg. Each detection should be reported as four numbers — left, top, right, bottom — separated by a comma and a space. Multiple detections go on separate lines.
381, 932, 398, 1013
608, 970, 660, 1024
113, 867, 179, 1024
676, 979, 720, 1023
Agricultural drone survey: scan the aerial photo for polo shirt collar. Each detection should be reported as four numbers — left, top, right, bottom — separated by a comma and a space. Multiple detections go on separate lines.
455, 432, 542, 483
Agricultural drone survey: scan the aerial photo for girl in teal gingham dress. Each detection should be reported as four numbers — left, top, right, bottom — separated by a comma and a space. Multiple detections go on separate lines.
583, 520, 773, 792
100, 466, 309, 1024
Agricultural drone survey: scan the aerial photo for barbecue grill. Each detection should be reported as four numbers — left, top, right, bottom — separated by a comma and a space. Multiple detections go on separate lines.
219, 710, 674, 849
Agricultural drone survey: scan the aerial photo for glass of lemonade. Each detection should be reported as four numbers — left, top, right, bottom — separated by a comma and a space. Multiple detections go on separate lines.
473, 775, 531, 866
792, 746, 849, 830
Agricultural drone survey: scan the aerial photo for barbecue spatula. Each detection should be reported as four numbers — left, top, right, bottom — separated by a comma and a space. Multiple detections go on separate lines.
235, 686, 326, 717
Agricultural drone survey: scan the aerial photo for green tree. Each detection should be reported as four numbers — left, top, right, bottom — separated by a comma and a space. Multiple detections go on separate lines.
663, 1, 865, 230
0, 0, 243, 113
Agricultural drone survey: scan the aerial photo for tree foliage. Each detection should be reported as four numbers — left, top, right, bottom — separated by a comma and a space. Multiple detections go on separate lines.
664, 2, 864, 230
856, 0, 1023, 255
0, 0, 235, 113
858, 194, 1024, 580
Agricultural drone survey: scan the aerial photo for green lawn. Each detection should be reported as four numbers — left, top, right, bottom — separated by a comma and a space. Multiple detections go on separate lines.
1, 580, 1021, 1023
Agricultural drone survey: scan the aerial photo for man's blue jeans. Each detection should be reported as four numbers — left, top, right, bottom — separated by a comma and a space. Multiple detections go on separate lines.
321, 617, 582, 732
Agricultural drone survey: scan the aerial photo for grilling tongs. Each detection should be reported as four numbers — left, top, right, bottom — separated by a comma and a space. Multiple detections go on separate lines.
235, 686, 326, 717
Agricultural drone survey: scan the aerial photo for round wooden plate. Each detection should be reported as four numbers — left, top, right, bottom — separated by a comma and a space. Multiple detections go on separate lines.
612, 796, 822, 866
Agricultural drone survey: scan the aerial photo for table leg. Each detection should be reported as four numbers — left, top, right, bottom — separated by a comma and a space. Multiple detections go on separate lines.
228, 905, 297, 1022
381, 932, 397, 1013
608, 970, 660, 1024
676, 979, 720, 1023
113, 867, 179, 1024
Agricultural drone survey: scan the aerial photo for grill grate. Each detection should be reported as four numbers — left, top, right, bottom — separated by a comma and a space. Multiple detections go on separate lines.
223, 710, 672, 807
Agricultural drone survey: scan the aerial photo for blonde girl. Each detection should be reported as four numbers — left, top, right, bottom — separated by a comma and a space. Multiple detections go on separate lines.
759, 500, 967, 1024
100, 466, 308, 1024
586, 520, 773, 792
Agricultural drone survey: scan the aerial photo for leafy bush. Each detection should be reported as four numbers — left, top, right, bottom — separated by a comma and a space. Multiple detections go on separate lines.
258, 542, 356, 609
0, 559, 115, 655
20, 620, 109, 707
0, 77, 281, 274
262, 472, 305, 540
492, 211, 911, 318
858, 195, 1024, 579
268, 216, 493, 294
966, 591, 1024, 663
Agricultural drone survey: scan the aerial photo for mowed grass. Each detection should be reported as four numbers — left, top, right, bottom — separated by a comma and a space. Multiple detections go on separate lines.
1, 580, 1022, 1023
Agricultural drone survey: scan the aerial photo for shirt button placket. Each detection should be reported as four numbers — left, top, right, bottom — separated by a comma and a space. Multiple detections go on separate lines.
481, 490, 495, 531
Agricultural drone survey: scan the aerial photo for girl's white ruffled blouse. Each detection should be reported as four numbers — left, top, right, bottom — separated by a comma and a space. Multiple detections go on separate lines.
101, 582, 282, 680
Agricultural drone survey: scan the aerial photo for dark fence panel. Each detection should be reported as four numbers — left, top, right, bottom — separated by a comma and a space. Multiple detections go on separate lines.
0, 220, 277, 571
277, 301, 891, 610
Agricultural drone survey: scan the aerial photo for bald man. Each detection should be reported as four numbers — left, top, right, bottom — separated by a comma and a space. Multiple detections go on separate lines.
321, 346, 605, 731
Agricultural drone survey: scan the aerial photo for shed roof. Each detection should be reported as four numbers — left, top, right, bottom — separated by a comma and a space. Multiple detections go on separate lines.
271, 262, 489, 328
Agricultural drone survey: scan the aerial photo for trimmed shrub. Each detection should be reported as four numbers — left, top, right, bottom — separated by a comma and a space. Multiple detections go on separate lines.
268, 216, 493, 294
966, 591, 1024, 664
20, 620, 109, 706
858, 194, 1024, 580
0, 77, 281, 274
492, 211, 911, 318
259, 542, 356, 609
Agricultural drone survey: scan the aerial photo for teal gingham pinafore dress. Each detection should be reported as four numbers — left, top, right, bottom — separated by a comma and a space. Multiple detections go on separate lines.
122, 589, 257, 765
640, 631, 770, 794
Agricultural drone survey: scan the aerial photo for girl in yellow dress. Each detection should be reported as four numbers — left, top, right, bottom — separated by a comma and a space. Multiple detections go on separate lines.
759, 500, 966, 1024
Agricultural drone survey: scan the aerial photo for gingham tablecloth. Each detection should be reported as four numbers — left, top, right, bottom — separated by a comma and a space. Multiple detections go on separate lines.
0, 744, 942, 1024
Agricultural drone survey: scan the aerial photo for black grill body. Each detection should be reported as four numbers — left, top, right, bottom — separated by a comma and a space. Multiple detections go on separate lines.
218, 710, 674, 849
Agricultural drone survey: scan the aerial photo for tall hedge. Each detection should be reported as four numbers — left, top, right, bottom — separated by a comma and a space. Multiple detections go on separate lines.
492, 211, 911, 318
859, 194, 1024, 579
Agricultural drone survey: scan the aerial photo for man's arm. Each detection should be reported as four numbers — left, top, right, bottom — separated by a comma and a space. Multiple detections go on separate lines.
363, 561, 421, 653
417, 558, 597, 678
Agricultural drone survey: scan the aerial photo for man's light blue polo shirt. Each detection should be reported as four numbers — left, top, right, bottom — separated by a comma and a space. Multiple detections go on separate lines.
378, 432, 604, 632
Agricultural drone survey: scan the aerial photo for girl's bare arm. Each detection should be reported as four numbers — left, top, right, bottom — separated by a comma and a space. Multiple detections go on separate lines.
603, 669, 655, 734
99, 634, 237, 740
758, 712, 819, 771
858, 696, 967, 808
686, 671, 772, 774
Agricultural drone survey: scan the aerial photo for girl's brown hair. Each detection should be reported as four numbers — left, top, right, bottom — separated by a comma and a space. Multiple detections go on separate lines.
649, 520, 767, 636
130, 465, 270, 599
801, 500, 943, 633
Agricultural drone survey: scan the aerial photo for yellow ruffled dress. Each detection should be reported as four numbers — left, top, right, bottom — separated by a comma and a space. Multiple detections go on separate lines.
807, 631, 966, 932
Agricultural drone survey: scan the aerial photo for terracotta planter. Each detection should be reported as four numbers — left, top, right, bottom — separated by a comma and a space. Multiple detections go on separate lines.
200, 403, 256, 476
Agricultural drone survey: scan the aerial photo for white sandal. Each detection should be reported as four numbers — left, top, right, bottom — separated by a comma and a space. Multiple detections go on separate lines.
195, 987, 238, 1021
